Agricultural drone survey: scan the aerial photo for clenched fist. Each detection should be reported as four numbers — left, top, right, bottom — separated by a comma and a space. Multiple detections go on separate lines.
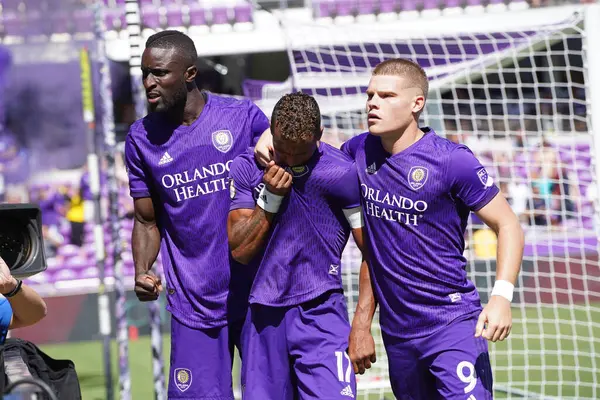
263, 161, 293, 196
134, 271, 163, 302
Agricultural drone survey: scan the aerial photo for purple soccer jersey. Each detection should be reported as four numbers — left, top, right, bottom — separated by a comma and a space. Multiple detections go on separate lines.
383, 311, 493, 399
125, 93, 269, 329
342, 128, 500, 339
228, 142, 361, 307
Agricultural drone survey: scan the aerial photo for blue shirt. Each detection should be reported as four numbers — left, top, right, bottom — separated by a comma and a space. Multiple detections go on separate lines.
0, 296, 13, 344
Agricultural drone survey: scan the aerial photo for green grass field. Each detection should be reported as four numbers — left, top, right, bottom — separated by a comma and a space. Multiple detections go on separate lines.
39, 305, 600, 399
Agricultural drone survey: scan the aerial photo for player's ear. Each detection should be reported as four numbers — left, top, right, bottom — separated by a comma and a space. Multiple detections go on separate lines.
412, 94, 425, 115
185, 65, 198, 83
315, 126, 324, 141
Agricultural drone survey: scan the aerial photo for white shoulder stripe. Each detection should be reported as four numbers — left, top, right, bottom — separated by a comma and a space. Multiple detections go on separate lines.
343, 206, 364, 229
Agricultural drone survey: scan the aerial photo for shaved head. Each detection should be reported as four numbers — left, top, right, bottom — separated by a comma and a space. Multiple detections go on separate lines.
373, 58, 429, 100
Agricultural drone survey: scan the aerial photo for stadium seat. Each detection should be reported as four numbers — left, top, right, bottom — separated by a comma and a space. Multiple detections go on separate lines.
49, 11, 71, 36
210, 6, 231, 25
356, 0, 376, 15
314, 0, 334, 19
1, 11, 26, 38
188, 3, 208, 27
141, 4, 162, 30
165, 4, 186, 28
379, 0, 397, 13
72, 8, 94, 34
335, 0, 356, 17
233, 3, 253, 24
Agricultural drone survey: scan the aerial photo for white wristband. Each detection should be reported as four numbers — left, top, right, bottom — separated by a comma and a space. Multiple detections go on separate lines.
491, 280, 514, 302
257, 186, 284, 214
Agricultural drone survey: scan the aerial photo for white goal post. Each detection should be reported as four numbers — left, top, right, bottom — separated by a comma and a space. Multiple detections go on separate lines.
254, 4, 600, 399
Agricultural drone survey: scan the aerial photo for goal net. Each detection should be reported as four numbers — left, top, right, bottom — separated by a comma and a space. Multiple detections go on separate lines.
254, 4, 600, 399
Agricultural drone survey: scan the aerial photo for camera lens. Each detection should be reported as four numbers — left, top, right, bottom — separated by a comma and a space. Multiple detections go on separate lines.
0, 218, 32, 270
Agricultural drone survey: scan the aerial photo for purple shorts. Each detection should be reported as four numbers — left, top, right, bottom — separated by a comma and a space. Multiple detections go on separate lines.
383, 311, 494, 400
242, 290, 357, 400
168, 317, 245, 399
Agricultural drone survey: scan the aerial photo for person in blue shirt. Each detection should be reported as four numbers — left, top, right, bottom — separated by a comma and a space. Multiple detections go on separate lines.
0, 257, 47, 343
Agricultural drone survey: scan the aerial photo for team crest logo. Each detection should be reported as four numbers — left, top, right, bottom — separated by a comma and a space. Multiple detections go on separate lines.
408, 166, 429, 190
477, 167, 494, 188
287, 165, 309, 178
174, 368, 192, 392
212, 130, 233, 153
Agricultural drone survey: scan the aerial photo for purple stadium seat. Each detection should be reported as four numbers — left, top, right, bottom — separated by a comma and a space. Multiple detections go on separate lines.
188, 3, 207, 26
1, 11, 25, 37
444, 0, 462, 7
336, 0, 356, 17
73, 8, 94, 33
210, 6, 230, 25
466, 0, 482, 5
379, 0, 396, 13
80, 267, 98, 279
58, 244, 80, 258
314, 0, 333, 18
488, 0, 505, 4
234, 3, 253, 24
50, 11, 71, 35
165, 4, 185, 27
357, 0, 376, 15
141, 4, 162, 30
25, 10, 46, 36
2, 0, 23, 12
423, 0, 440, 9
399, 0, 417, 12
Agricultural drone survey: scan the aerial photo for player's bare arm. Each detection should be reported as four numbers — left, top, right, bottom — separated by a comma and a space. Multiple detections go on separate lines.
132, 197, 163, 301
254, 128, 274, 167
474, 193, 524, 342
348, 226, 377, 375
228, 161, 292, 264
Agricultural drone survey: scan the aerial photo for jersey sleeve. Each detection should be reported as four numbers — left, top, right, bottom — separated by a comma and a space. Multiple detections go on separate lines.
340, 133, 366, 160
124, 133, 151, 199
331, 162, 361, 210
0, 297, 12, 343
449, 146, 500, 211
229, 153, 258, 211
247, 101, 270, 146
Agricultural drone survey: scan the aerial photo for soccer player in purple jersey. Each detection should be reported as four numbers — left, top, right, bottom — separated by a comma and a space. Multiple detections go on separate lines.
341, 58, 525, 399
124, 31, 270, 399
227, 93, 366, 400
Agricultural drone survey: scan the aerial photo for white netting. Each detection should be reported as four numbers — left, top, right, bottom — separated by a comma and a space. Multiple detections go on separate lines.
260, 6, 600, 399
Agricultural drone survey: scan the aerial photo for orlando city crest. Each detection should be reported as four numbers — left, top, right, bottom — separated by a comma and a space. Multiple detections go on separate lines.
408, 166, 429, 190
287, 165, 310, 178
212, 130, 233, 153
174, 368, 192, 392
477, 167, 494, 188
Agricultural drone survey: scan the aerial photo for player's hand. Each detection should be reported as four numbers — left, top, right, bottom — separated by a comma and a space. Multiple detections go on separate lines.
0, 257, 18, 295
134, 271, 163, 302
475, 295, 512, 342
254, 130, 274, 167
263, 161, 292, 196
348, 325, 376, 375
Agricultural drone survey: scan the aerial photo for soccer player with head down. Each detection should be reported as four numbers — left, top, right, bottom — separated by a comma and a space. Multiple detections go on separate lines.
227, 92, 366, 400
124, 30, 270, 399
340, 58, 525, 399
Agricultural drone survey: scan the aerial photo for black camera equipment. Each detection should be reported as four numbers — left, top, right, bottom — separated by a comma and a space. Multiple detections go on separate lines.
0, 204, 47, 278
